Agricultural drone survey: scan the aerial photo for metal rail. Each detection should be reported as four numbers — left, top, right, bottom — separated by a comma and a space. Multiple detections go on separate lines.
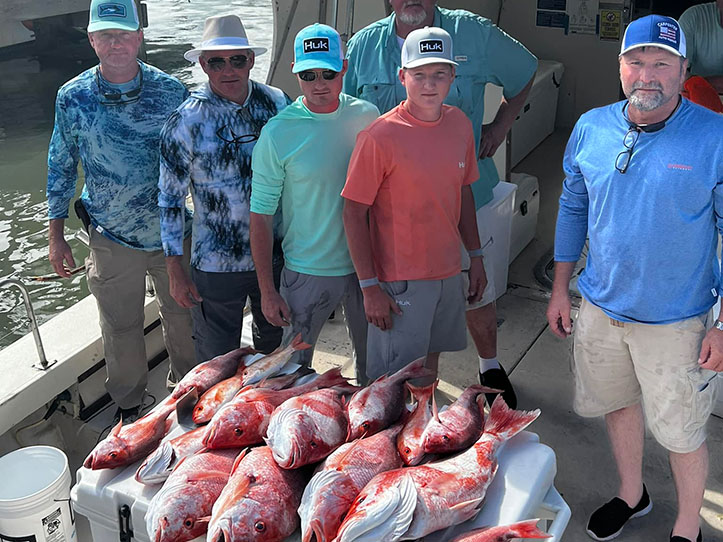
0, 279, 54, 370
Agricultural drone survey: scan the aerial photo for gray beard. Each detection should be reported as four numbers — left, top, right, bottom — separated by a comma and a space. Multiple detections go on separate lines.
398, 8, 428, 26
628, 89, 666, 111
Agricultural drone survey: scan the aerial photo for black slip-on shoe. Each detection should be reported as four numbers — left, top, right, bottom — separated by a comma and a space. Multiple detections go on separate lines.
670, 529, 702, 542
479, 365, 517, 409
586, 485, 652, 541
112, 404, 142, 425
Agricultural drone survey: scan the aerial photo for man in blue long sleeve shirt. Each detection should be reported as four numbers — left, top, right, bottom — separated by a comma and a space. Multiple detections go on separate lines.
159, 15, 290, 362
547, 16, 723, 542
46, 0, 194, 422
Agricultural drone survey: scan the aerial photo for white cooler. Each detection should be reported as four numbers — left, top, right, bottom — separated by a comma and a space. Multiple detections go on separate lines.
71, 431, 570, 542
509, 173, 540, 263
509, 60, 565, 167
477, 181, 517, 300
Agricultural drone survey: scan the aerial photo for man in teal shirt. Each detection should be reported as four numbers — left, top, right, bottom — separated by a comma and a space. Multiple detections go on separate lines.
680, 1, 723, 93
250, 24, 379, 383
344, 0, 537, 405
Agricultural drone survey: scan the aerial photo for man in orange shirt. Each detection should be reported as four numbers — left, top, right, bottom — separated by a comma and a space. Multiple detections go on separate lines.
342, 27, 486, 380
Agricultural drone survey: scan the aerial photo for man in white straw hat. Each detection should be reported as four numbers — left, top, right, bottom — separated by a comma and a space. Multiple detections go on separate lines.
160, 14, 291, 362
47, 0, 194, 424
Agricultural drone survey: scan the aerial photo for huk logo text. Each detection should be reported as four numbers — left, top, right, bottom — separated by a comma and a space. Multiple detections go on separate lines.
303, 38, 330, 53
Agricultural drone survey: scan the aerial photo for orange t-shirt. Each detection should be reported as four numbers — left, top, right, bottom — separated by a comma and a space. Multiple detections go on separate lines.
342, 101, 479, 282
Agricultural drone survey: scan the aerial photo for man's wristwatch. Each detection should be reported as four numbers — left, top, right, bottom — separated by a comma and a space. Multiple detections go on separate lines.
714, 320, 723, 331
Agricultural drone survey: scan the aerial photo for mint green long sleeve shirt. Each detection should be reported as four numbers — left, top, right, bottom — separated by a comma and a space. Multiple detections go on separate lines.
251, 94, 379, 276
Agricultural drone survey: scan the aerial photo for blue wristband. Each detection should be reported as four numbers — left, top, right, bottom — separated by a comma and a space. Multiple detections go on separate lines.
468, 248, 484, 258
359, 277, 379, 288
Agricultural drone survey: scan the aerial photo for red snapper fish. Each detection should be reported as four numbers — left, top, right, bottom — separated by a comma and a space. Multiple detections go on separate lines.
241, 333, 311, 385
335, 397, 541, 542
448, 519, 550, 542
265, 385, 357, 469
135, 426, 207, 485
83, 395, 177, 470
171, 346, 255, 399
207, 446, 309, 542
422, 384, 497, 455
299, 423, 404, 542
397, 381, 436, 466
203, 368, 349, 449
145, 448, 240, 542
192, 366, 301, 424
346, 357, 431, 440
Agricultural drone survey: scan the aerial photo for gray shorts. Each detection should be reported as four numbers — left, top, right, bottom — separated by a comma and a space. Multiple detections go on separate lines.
280, 269, 368, 384
366, 274, 467, 380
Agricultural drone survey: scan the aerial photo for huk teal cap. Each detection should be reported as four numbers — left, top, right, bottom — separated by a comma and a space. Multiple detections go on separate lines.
88, 0, 140, 33
292, 23, 343, 73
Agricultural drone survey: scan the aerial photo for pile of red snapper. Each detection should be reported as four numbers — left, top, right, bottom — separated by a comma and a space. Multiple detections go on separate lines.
82, 344, 549, 542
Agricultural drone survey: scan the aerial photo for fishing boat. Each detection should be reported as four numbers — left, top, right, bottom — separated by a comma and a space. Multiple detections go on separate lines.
0, 1, 721, 541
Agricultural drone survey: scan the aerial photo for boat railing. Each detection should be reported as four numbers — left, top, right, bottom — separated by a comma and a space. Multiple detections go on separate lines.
0, 279, 55, 370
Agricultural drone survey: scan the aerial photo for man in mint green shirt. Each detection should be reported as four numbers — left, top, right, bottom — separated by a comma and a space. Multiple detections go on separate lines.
679, 1, 723, 93
250, 24, 379, 383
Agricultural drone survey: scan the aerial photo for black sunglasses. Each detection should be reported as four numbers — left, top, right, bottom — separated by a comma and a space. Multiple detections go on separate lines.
615, 125, 641, 174
95, 68, 143, 104
205, 55, 249, 71
297, 70, 340, 82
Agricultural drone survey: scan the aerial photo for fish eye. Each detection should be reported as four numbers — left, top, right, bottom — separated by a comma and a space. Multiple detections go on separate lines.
254, 521, 265, 532
339, 512, 347, 522
404, 447, 411, 455
361, 421, 369, 430
109, 452, 117, 459
442, 435, 450, 441
184, 518, 194, 528
357, 496, 365, 505
310, 440, 317, 448
248, 474, 256, 483
234, 428, 244, 436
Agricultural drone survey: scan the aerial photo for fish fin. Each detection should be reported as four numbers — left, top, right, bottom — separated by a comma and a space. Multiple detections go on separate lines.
448, 497, 484, 524
431, 389, 440, 422
290, 332, 313, 351
334, 438, 363, 467
110, 419, 123, 437
483, 396, 540, 442
506, 519, 550, 539
135, 441, 175, 485
299, 469, 349, 529
229, 448, 249, 475
187, 469, 231, 483
393, 356, 434, 383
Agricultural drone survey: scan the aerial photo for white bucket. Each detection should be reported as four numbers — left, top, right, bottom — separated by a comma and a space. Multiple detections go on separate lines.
0, 446, 77, 542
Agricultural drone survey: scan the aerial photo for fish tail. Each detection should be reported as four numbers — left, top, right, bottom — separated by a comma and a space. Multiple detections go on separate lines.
395, 356, 434, 381
291, 333, 313, 351
508, 519, 550, 538
483, 395, 540, 442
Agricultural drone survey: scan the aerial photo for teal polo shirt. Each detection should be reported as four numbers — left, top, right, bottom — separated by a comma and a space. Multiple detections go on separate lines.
344, 7, 537, 208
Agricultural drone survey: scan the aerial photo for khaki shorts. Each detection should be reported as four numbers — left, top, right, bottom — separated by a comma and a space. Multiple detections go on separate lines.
573, 298, 716, 453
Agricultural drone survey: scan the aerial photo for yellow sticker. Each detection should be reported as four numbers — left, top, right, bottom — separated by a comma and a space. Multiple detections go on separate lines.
600, 9, 622, 41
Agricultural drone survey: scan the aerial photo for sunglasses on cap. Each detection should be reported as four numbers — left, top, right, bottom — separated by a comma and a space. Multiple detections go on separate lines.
205, 54, 249, 71
297, 70, 340, 82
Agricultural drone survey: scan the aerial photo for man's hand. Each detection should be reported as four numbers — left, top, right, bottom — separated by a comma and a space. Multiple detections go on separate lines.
166, 257, 202, 309
261, 289, 291, 328
546, 290, 573, 338
479, 121, 507, 159
363, 285, 402, 331
49, 237, 76, 278
698, 326, 723, 372
467, 257, 487, 304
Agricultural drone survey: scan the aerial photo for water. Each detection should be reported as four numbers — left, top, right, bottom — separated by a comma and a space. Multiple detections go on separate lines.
0, 0, 274, 348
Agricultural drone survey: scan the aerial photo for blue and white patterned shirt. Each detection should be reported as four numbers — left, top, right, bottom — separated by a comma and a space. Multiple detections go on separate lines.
47, 61, 190, 250
159, 81, 290, 272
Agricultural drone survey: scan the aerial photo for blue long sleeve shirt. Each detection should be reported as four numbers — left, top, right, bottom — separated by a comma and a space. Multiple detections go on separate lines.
47, 61, 190, 250
159, 82, 290, 273
555, 98, 723, 324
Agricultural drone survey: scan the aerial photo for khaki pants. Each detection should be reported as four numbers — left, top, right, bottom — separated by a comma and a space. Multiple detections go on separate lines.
86, 230, 195, 408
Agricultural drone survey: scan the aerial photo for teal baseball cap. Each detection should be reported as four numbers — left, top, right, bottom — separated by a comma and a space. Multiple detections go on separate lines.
87, 0, 140, 33
292, 23, 343, 73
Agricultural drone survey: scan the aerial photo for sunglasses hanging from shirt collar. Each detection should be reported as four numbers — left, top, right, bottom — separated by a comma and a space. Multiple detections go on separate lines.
95, 67, 143, 105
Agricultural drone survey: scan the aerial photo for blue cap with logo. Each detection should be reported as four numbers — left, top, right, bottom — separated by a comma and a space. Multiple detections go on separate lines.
402, 26, 458, 69
292, 23, 343, 73
620, 14, 686, 58
88, 0, 140, 32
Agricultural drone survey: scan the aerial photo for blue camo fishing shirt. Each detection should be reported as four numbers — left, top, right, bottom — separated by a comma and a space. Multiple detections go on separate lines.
47, 61, 191, 251
159, 81, 291, 273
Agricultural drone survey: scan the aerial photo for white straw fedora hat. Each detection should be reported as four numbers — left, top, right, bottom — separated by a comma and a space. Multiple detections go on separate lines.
184, 14, 267, 62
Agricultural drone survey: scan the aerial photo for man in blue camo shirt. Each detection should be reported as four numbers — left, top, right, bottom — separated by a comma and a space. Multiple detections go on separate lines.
159, 15, 291, 362
46, 0, 195, 422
